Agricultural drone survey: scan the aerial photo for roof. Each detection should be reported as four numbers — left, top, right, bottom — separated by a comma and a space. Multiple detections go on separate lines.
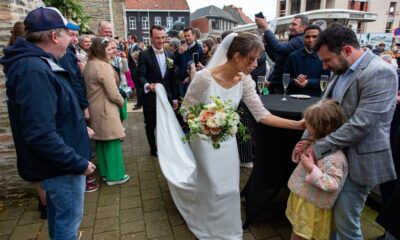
190, 5, 238, 23
223, 5, 253, 24
125, 0, 190, 11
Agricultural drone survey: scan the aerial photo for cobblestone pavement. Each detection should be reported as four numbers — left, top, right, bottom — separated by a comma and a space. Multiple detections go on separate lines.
0, 102, 385, 240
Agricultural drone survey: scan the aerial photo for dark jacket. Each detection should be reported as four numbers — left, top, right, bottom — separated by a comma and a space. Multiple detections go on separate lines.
284, 48, 331, 96
175, 42, 203, 81
137, 47, 178, 107
263, 30, 304, 93
0, 38, 90, 182
59, 44, 89, 110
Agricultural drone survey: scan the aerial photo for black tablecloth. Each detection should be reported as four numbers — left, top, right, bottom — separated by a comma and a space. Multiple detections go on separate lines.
242, 94, 320, 227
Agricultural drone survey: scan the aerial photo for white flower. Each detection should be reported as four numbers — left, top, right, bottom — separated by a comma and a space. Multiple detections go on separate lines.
229, 125, 238, 135
206, 116, 218, 128
215, 112, 226, 126
230, 113, 240, 126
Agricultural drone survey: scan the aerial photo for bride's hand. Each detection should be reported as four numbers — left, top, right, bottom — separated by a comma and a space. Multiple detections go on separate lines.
296, 119, 306, 130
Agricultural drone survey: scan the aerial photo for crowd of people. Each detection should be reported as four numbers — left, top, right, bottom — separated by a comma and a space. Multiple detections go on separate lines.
1, 5, 399, 240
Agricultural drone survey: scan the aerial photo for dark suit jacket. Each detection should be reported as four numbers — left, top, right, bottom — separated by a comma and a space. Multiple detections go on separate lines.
137, 47, 177, 107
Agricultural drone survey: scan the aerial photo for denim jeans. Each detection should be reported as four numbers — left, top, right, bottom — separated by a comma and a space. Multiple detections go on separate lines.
40, 174, 85, 240
332, 177, 372, 240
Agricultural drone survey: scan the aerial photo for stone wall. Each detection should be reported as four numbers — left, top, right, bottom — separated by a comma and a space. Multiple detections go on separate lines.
112, 0, 125, 39
79, 0, 125, 39
0, 0, 44, 200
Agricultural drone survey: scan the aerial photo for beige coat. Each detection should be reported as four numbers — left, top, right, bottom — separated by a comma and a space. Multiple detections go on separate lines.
84, 58, 125, 140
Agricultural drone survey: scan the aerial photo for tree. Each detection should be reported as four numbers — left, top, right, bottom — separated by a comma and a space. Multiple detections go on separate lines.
43, 0, 90, 32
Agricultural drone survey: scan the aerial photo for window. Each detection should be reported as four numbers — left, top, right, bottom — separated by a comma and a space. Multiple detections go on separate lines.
142, 16, 149, 30
166, 16, 173, 29
154, 16, 161, 26
128, 16, 136, 30
211, 19, 220, 30
143, 36, 150, 46
178, 16, 185, 24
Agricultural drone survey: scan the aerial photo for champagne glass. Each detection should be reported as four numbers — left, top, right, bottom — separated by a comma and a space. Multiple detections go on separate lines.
320, 75, 329, 94
281, 73, 290, 101
257, 76, 265, 97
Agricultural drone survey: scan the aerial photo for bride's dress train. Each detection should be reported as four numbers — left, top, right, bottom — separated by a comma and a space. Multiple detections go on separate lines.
156, 81, 243, 239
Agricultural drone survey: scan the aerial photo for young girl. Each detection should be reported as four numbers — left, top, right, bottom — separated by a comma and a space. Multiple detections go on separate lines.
286, 99, 348, 240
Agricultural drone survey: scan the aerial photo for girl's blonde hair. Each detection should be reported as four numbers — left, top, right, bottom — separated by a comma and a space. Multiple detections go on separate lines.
303, 99, 347, 140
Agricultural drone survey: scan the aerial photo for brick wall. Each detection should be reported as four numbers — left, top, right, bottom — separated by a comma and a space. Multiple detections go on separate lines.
191, 18, 209, 34
0, 0, 44, 200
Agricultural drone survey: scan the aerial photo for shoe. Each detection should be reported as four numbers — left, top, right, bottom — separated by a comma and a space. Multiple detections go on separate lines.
150, 150, 158, 157
132, 105, 142, 110
86, 175, 96, 183
85, 182, 99, 192
240, 162, 253, 168
106, 175, 130, 186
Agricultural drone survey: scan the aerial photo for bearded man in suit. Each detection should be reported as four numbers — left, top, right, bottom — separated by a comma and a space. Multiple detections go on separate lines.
137, 25, 178, 157
302, 24, 398, 240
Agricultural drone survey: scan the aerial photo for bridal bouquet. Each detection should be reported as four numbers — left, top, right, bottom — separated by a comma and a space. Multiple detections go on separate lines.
180, 96, 249, 149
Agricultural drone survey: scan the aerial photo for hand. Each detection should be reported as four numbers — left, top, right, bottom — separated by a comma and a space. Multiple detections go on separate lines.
147, 83, 156, 92
255, 17, 269, 31
178, 44, 188, 54
294, 140, 304, 156
84, 161, 96, 175
300, 152, 315, 173
83, 108, 90, 120
172, 101, 178, 110
295, 119, 306, 130
119, 51, 126, 58
294, 74, 308, 88
87, 127, 95, 139
396, 94, 400, 104
183, 77, 190, 85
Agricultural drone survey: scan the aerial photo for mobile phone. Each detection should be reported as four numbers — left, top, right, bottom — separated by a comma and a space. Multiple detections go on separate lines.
181, 40, 186, 45
193, 53, 199, 65
255, 12, 264, 19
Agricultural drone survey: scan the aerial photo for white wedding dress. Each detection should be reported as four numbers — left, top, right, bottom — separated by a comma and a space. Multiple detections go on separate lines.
156, 68, 269, 239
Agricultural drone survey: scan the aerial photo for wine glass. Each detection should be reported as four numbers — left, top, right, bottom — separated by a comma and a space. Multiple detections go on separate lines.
281, 73, 290, 101
257, 76, 265, 97
320, 75, 329, 94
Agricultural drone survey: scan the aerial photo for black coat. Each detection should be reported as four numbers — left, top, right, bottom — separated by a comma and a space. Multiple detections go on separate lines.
137, 47, 177, 107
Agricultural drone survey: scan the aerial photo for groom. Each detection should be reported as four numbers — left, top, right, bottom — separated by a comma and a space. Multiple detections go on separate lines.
137, 25, 178, 157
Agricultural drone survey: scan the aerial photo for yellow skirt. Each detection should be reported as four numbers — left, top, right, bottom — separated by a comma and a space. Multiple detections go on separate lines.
285, 192, 333, 240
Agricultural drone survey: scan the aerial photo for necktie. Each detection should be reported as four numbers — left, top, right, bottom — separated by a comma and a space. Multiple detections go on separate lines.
154, 49, 164, 54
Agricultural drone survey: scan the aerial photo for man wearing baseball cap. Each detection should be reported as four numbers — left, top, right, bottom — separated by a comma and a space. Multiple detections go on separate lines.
0, 7, 95, 240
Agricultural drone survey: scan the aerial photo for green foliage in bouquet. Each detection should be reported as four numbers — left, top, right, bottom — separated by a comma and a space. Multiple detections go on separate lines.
179, 96, 249, 149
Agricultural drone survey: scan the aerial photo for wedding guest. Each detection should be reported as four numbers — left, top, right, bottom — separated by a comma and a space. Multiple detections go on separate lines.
288, 99, 348, 240
1, 7, 95, 239
77, 34, 92, 69
84, 37, 130, 185
310, 24, 397, 240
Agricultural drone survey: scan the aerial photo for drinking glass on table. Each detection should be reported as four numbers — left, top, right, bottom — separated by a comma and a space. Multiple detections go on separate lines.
257, 76, 265, 97
281, 73, 290, 101
320, 75, 329, 94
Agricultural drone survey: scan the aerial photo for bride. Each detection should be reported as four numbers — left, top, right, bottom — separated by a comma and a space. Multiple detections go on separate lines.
155, 32, 305, 239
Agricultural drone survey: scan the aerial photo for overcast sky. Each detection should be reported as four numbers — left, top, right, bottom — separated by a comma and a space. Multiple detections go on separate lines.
186, 0, 277, 21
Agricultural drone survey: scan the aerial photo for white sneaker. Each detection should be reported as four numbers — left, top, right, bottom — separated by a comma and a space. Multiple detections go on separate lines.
240, 162, 253, 168
106, 175, 130, 186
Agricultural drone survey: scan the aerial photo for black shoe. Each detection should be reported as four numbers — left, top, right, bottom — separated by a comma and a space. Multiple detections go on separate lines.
133, 105, 142, 110
150, 150, 158, 157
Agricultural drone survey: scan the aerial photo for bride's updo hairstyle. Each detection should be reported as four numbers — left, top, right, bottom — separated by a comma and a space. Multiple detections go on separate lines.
226, 32, 264, 61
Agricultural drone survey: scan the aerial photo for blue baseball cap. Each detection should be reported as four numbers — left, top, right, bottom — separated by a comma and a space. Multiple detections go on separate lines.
24, 7, 80, 33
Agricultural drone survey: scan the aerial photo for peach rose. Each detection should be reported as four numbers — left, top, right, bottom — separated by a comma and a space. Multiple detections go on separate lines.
199, 109, 216, 123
